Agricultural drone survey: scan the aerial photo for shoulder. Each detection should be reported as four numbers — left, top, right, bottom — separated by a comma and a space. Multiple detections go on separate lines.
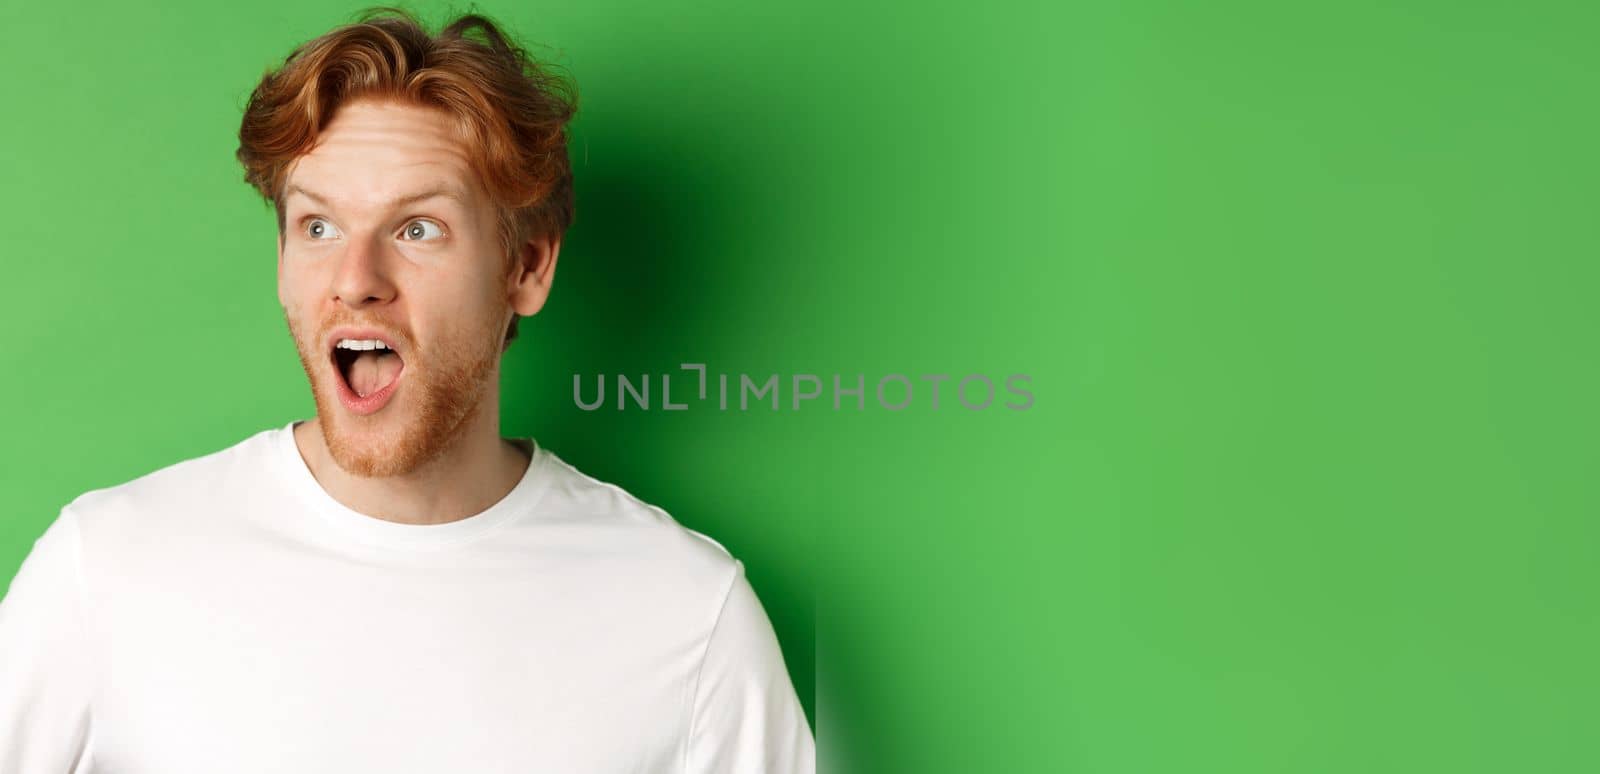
530, 445, 741, 588
64, 426, 280, 537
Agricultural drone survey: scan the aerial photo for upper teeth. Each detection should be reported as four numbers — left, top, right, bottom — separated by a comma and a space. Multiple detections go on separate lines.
336, 338, 389, 351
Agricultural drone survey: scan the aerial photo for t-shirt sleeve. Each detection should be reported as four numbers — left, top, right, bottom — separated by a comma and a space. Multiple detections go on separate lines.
684, 559, 815, 774
0, 507, 95, 772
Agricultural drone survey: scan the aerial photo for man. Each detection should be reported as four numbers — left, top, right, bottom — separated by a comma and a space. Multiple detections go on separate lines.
0, 9, 814, 773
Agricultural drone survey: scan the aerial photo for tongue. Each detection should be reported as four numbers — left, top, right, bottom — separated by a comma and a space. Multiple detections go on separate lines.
349, 351, 403, 398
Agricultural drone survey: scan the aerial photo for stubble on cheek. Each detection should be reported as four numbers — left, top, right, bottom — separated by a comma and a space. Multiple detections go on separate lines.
281, 307, 345, 456
398, 308, 503, 472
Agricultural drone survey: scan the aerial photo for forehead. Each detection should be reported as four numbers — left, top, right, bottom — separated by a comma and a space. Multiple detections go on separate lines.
284, 98, 483, 208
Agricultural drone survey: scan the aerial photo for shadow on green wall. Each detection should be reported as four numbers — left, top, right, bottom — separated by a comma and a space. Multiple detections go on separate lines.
499, 109, 819, 729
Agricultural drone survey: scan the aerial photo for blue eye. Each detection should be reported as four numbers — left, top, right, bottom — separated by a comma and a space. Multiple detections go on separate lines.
400, 219, 444, 241
306, 218, 342, 240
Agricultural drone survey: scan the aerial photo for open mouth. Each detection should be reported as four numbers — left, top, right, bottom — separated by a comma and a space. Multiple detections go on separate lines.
331, 338, 406, 400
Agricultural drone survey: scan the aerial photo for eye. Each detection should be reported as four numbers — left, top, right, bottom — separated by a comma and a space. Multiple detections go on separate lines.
400, 219, 445, 241
305, 218, 342, 240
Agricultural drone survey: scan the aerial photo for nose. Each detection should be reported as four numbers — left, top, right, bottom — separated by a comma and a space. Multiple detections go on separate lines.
331, 231, 398, 309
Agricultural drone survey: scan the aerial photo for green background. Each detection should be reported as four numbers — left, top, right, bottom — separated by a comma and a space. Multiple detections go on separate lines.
2, 0, 1595, 771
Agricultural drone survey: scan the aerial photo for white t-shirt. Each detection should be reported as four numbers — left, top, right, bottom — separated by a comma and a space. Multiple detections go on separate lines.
0, 421, 814, 773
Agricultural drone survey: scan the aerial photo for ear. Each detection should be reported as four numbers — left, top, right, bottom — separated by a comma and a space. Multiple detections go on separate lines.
507, 232, 561, 317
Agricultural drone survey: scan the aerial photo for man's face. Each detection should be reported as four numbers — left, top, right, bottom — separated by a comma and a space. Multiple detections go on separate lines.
277, 97, 512, 478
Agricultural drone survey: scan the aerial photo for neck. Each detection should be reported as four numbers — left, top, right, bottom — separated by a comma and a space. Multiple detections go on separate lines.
292, 397, 529, 525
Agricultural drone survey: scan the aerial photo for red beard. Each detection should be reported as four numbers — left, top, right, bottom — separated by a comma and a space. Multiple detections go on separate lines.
284, 306, 502, 478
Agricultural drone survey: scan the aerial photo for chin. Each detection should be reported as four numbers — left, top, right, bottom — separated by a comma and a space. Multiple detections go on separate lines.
311, 380, 415, 478
328, 440, 413, 479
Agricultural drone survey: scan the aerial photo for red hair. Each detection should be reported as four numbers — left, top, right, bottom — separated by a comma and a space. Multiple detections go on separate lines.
236, 7, 578, 346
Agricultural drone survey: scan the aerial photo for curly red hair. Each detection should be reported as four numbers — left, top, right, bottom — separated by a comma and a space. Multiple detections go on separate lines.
237, 7, 578, 346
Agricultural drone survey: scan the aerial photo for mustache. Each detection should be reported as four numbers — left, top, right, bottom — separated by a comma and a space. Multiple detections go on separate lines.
315, 311, 414, 350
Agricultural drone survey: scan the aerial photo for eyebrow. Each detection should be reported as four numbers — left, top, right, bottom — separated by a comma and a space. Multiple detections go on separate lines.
284, 183, 469, 210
